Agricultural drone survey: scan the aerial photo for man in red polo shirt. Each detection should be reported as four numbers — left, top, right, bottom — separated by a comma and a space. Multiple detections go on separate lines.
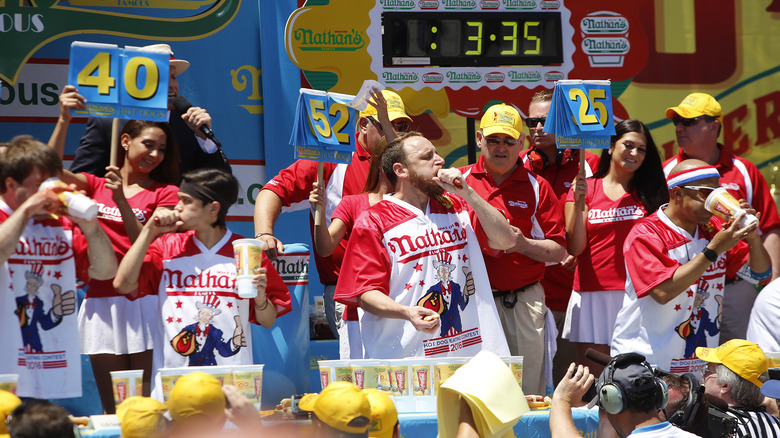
662, 92, 780, 343
462, 103, 567, 395
519, 90, 600, 387
254, 90, 412, 338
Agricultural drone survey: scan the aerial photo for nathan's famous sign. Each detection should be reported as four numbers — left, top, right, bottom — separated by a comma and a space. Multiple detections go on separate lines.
0, 0, 240, 85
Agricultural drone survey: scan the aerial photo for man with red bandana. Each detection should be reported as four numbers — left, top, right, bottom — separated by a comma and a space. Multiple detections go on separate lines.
662, 92, 780, 343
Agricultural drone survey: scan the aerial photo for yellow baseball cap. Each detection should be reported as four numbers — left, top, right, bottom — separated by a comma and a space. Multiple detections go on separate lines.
363, 389, 398, 438
298, 381, 371, 434
696, 339, 768, 388
0, 390, 21, 437
480, 103, 523, 140
166, 372, 226, 423
665, 92, 722, 121
359, 90, 412, 123
117, 396, 170, 438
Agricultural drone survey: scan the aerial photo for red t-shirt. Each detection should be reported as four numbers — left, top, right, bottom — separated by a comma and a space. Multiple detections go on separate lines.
520, 149, 601, 311
461, 156, 566, 290
565, 178, 646, 292
83, 173, 179, 298
261, 135, 372, 284
331, 193, 371, 322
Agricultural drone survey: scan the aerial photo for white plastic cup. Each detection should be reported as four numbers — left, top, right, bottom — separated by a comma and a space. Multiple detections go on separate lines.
433, 357, 469, 393
110, 369, 143, 407
350, 359, 381, 390
318, 360, 340, 390
232, 239, 266, 299
0, 374, 19, 395
704, 188, 759, 228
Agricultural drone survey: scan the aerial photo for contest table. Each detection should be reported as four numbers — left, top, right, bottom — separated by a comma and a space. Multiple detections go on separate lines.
81, 407, 599, 438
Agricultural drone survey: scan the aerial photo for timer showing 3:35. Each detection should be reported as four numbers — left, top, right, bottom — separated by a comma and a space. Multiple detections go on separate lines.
382, 12, 563, 67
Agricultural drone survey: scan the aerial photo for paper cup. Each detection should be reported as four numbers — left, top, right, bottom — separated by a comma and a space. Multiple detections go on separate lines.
767, 352, 780, 369
232, 239, 266, 299
386, 359, 409, 396
317, 360, 340, 390
110, 369, 143, 406
705, 188, 758, 228
329, 360, 353, 384
504, 356, 524, 387
0, 374, 19, 395
188, 365, 234, 386
350, 360, 382, 390
433, 358, 469, 393
409, 358, 436, 396
376, 361, 392, 394
232, 364, 264, 409
160, 368, 189, 402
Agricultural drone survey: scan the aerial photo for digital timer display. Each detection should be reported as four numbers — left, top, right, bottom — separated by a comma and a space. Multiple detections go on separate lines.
382, 12, 563, 67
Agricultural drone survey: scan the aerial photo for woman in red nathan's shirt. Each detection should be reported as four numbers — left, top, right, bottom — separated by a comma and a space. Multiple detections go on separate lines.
50, 85, 180, 413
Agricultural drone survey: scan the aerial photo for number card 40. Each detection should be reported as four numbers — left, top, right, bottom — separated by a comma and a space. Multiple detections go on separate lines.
68, 42, 170, 121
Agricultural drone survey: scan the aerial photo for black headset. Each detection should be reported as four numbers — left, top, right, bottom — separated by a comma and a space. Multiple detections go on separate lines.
667, 372, 704, 430
597, 353, 669, 415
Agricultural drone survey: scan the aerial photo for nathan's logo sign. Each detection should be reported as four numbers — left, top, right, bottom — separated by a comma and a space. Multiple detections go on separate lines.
485, 72, 505, 82
292, 27, 365, 51
383, 71, 419, 84
479, 0, 500, 9
380, 0, 415, 9
446, 71, 481, 83
422, 73, 443, 83
271, 253, 310, 286
503, 0, 536, 9
0, 0, 240, 85
442, 0, 477, 9
508, 70, 541, 82
581, 15, 629, 34
581, 12, 630, 67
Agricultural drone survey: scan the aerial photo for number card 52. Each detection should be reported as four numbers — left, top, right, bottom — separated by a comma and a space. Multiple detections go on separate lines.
68, 42, 170, 121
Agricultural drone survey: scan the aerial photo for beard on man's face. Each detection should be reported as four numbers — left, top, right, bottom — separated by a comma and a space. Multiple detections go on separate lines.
408, 166, 445, 198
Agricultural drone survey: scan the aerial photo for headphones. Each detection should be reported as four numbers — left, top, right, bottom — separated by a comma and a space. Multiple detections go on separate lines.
527, 147, 576, 171
667, 373, 704, 431
597, 353, 669, 415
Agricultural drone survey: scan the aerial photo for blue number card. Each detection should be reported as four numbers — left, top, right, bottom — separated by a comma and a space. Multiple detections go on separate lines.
68, 41, 169, 121
290, 89, 357, 164
544, 80, 615, 149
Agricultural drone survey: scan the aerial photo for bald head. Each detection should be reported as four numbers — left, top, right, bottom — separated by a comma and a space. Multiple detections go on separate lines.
669, 159, 711, 176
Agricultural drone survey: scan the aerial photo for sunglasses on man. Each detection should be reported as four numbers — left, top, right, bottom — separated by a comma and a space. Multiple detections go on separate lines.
368, 116, 410, 133
671, 115, 717, 127
525, 117, 546, 128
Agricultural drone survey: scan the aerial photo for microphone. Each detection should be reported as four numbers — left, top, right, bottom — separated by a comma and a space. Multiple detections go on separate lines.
172, 96, 229, 166
585, 348, 613, 367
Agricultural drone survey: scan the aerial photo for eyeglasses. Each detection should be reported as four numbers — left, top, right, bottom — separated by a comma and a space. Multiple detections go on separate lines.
701, 367, 717, 379
682, 185, 716, 200
671, 116, 716, 127
485, 137, 519, 146
368, 117, 411, 133
525, 117, 546, 128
